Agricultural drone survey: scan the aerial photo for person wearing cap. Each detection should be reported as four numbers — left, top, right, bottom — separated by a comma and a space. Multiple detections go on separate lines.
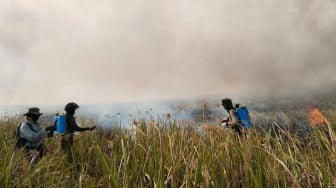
19, 107, 48, 159
221, 98, 243, 136
61, 102, 96, 162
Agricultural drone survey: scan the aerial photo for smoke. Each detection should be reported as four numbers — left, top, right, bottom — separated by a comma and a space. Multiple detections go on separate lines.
1, 0, 336, 105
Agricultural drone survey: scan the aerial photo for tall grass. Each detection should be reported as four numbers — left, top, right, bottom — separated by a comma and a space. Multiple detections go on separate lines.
0, 110, 336, 187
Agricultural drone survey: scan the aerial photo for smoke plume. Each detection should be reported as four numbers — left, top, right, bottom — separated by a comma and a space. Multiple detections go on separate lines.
1, 0, 336, 105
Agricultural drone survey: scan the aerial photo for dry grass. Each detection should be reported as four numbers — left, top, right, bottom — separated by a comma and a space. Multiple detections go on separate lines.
1, 107, 336, 187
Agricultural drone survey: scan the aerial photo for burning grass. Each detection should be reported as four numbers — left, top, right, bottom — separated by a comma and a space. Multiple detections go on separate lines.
310, 108, 326, 126
1, 107, 336, 187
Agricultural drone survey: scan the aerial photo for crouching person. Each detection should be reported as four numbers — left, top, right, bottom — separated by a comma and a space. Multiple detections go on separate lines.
17, 107, 48, 163
221, 98, 244, 137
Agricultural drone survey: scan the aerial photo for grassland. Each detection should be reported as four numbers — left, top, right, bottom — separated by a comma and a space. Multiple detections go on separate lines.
1, 98, 336, 187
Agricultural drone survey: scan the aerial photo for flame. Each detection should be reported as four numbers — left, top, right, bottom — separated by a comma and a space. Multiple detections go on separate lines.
310, 108, 326, 126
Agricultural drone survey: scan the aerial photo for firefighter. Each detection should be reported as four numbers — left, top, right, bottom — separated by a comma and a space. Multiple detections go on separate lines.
61, 102, 96, 162
18, 107, 48, 162
221, 98, 243, 136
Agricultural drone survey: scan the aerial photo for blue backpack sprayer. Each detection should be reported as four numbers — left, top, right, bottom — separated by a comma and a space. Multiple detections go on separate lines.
235, 106, 253, 128
55, 114, 67, 134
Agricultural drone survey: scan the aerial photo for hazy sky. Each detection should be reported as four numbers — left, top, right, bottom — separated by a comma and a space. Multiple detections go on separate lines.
1, 0, 336, 105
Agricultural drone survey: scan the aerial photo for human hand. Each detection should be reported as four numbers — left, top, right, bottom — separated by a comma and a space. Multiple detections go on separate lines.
221, 121, 230, 128
221, 117, 229, 123
45, 125, 56, 131
47, 130, 54, 137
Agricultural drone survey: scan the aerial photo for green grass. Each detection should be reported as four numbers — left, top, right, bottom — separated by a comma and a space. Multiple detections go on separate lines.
1, 109, 336, 187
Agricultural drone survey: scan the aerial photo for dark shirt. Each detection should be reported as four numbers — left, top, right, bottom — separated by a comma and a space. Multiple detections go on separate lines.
66, 115, 90, 133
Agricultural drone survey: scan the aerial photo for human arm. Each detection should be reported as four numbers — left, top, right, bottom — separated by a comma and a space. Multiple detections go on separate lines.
221, 117, 229, 127
67, 116, 96, 132
222, 110, 241, 128
45, 123, 56, 137
221, 117, 229, 123
227, 110, 243, 135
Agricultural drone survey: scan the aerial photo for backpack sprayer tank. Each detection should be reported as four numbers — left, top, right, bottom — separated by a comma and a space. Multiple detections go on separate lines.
236, 106, 253, 128
55, 114, 67, 133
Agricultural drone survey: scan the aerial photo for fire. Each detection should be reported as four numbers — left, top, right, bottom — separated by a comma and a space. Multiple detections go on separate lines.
310, 108, 326, 126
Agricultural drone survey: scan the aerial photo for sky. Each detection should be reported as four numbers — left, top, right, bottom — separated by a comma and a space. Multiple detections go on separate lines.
1, 0, 336, 106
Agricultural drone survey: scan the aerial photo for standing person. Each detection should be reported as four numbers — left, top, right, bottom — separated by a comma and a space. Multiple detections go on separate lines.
18, 107, 48, 162
221, 98, 243, 136
61, 102, 96, 162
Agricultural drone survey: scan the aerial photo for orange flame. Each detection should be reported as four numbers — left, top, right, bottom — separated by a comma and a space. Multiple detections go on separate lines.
310, 108, 326, 126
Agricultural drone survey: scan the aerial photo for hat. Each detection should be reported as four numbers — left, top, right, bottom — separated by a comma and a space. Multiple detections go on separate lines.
24, 107, 43, 116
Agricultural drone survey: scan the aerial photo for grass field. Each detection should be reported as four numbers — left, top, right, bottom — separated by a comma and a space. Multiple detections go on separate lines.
1, 98, 336, 187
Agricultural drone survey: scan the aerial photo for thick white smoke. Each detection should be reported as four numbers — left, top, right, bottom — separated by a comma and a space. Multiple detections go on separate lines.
1, 0, 335, 105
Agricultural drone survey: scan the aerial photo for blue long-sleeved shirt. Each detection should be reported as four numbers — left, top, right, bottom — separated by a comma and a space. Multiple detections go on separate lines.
19, 120, 47, 147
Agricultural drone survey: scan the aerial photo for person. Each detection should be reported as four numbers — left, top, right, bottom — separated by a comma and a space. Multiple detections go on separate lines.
221, 98, 243, 136
18, 107, 49, 162
60, 102, 96, 162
